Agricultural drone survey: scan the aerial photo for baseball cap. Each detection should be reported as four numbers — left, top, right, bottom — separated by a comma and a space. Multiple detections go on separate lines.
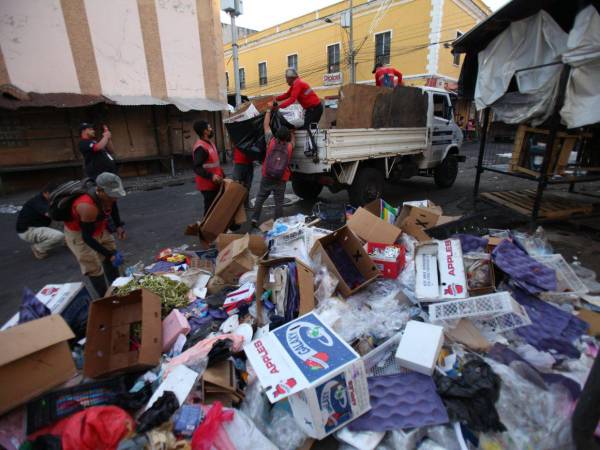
96, 172, 126, 198
79, 122, 94, 133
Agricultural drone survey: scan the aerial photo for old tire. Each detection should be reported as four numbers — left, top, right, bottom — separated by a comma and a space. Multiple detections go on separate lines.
434, 155, 459, 188
349, 167, 384, 206
292, 178, 323, 200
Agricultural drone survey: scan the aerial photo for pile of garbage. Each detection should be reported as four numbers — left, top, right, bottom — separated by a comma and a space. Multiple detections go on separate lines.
1, 194, 599, 450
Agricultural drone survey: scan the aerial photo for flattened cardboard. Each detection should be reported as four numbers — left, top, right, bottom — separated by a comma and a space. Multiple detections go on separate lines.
0, 315, 76, 415
415, 239, 468, 302
190, 180, 247, 246
255, 258, 315, 326
214, 234, 258, 284
84, 289, 162, 379
444, 319, 491, 351
216, 233, 267, 257
347, 207, 402, 245
310, 226, 380, 298
578, 309, 600, 337
395, 205, 441, 242
244, 312, 371, 439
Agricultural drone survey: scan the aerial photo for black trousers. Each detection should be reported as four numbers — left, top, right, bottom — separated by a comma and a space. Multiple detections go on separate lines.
303, 103, 324, 153
201, 189, 218, 218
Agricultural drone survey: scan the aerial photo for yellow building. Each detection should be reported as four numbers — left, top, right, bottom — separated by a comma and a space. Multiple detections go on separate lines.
224, 0, 491, 99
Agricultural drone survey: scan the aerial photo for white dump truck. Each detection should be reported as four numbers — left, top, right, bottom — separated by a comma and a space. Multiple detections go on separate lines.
290, 87, 465, 206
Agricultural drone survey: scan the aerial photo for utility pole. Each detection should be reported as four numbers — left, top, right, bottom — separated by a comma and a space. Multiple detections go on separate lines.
230, 0, 242, 107
348, 0, 355, 83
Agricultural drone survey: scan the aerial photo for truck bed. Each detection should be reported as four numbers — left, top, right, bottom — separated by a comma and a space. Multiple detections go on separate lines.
291, 127, 428, 174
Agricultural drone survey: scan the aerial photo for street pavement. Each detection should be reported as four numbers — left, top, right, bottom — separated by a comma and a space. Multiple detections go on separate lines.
1, 141, 599, 323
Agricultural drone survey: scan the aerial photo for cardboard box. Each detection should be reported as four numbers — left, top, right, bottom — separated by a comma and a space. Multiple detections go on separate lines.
367, 242, 406, 279
415, 239, 468, 302
464, 254, 496, 296
395, 320, 444, 376
0, 315, 76, 415
364, 198, 399, 224
579, 309, 600, 337
84, 289, 162, 379
395, 205, 441, 242
255, 258, 315, 326
347, 207, 402, 245
310, 226, 380, 298
186, 180, 247, 246
2, 283, 92, 339
244, 312, 371, 439
214, 234, 258, 284
216, 233, 267, 257
444, 319, 491, 352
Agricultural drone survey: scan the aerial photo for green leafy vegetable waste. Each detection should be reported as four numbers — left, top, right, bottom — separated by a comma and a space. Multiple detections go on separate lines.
115, 275, 190, 318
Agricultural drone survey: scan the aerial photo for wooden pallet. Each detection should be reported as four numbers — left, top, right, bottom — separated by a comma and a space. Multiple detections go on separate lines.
481, 189, 594, 220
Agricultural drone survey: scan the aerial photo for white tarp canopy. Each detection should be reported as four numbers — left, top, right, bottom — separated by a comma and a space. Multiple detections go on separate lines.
560, 5, 600, 129
475, 6, 600, 128
474, 11, 568, 125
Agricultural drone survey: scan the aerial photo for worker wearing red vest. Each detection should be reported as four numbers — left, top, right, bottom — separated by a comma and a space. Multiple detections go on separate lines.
373, 62, 403, 87
192, 120, 224, 217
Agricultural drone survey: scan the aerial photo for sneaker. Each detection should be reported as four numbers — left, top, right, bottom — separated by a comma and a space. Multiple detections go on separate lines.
32, 247, 47, 260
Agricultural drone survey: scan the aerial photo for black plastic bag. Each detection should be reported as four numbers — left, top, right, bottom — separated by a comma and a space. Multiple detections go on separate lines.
434, 358, 506, 432
207, 338, 233, 366
225, 111, 294, 162
136, 391, 179, 433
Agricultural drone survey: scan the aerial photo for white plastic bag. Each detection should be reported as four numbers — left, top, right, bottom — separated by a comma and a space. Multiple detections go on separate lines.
279, 103, 305, 127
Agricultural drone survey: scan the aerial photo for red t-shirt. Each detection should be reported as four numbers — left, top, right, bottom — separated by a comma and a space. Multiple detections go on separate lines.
375, 67, 403, 87
233, 146, 252, 165
276, 77, 321, 109
64, 194, 108, 236
262, 136, 293, 182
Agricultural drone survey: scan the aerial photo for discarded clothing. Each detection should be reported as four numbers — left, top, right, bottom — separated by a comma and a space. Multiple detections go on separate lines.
434, 359, 506, 432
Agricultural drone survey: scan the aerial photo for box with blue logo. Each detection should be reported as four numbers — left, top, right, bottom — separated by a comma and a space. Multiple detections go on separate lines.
244, 312, 371, 439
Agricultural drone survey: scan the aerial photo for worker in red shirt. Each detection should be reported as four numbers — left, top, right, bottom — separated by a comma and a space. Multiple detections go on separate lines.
274, 68, 322, 156
373, 62, 403, 88
232, 146, 254, 205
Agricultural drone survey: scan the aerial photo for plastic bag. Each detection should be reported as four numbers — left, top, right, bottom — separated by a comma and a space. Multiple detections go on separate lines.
434, 358, 506, 433
514, 343, 556, 371
191, 402, 234, 450
279, 103, 305, 128
314, 266, 339, 304
513, 226, 553, 256
240, 381, 270, 435
571, 261, 600, 294
18, 287, 50, 324
136, 391, 179, 433
484, 357, 575, 450
221, 408, 277, 450
264, 405, 309, 450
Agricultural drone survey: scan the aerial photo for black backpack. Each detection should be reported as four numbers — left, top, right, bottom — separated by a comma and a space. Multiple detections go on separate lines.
48, 179, 101, 221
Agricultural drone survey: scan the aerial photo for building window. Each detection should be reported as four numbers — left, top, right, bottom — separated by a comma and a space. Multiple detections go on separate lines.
225, 72, 229, 88
453, 31, 463, 66
327, 43, 340, 73
375, 31, 391, 65
287, 54, 298, 70
239, 68, 245, 89
258, 62, 267, 86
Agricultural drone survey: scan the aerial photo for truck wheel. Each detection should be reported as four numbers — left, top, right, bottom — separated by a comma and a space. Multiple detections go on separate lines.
349, 167, 384, 206
292, 178, 323, 200
434, 155, 458, 188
